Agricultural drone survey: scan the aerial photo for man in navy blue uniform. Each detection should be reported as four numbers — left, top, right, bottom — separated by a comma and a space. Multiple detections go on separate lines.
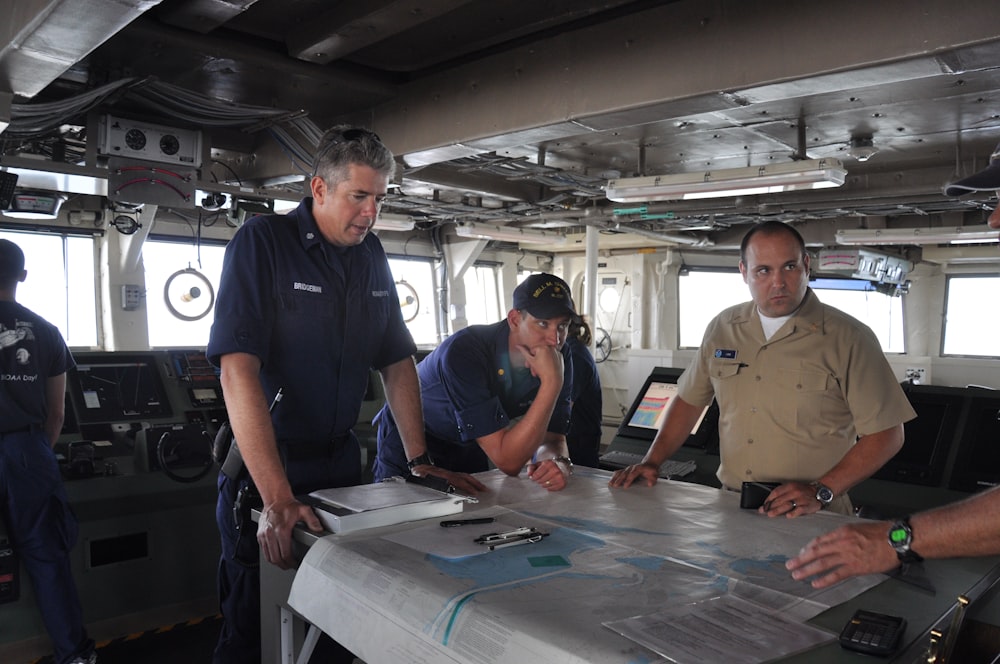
564, 317, 603, 468
373, 273, 577, 491
0, 239, 96, 664
207, 126, 481, 664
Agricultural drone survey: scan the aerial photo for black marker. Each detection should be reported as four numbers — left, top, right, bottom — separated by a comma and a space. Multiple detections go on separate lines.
440, 517, 496, 527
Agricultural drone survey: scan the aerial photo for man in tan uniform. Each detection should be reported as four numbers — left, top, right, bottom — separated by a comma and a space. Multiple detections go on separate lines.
610, 220, 915, 517
786, 142, 1000, 587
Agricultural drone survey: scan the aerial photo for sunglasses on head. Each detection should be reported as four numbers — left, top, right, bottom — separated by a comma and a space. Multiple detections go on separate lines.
312, 128, 382, 172
339, 128, 380, 143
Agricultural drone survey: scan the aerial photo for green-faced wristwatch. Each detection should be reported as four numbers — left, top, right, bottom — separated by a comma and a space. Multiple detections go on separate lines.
888, 516, 924, 563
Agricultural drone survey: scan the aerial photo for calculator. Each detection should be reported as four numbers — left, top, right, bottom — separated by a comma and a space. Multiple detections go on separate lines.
839, 609, 906, 656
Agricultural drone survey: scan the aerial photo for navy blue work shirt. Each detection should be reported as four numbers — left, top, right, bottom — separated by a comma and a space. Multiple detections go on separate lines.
373, 319, 573, 478
0, 301, 74, 431
207, 198, 416, 442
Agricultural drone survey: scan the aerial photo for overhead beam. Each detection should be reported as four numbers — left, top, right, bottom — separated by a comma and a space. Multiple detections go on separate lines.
156, 0, 263, 34
0, 0, 163, 98
337, 0, 1000, 165
289, 0, 473, 64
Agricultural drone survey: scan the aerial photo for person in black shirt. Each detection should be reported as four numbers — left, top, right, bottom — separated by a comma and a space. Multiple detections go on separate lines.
0, 239, 96, 664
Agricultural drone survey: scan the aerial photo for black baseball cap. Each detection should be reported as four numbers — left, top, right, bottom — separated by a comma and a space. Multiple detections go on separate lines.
944, 141, 1000, 196
512, 273, 576, 320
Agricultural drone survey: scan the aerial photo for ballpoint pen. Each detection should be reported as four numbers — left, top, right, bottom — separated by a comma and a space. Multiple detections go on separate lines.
488, 533, 548, 551
440, 517, 495, 527
475, 527, 535, 544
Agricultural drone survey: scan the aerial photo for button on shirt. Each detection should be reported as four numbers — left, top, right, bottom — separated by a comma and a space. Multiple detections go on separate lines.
678, 289, 916, 490
207, 199, 416, 442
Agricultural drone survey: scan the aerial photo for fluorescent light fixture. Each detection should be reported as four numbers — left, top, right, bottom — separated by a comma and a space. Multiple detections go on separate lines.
605, 158, 847, 203
455, 221, 567, 245
836, 225, 1000, 246
375, 213, 416, 231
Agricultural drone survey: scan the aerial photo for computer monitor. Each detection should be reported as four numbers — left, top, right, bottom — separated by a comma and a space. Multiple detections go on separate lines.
948, 390, 1000, 493
872, 384, 965, 487
616, 367, 716, 448
67, 353, 174, 424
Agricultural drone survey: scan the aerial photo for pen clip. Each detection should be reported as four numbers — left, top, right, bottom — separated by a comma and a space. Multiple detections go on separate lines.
475, 527, 540, 544
488, 533, 547, 551
475, 527, 535, 544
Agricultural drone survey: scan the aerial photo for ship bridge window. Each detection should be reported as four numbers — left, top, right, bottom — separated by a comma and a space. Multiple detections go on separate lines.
678, 269, 904, 353
387, 256, 437, 346
678, 269, 747, 349
943, 275, 1000, 357
463, 263, 503, 327
0, 229, 97, 347
144, 238, 226, 348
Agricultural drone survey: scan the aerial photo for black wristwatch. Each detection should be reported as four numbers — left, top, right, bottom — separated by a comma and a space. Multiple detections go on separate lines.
812, 481, 834, 508
888, 516, 924, 563
407, 452, 434, 471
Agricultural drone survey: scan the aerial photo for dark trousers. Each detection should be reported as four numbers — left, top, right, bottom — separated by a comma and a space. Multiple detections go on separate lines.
212, 437, 363, 664
0, 431, 93, 664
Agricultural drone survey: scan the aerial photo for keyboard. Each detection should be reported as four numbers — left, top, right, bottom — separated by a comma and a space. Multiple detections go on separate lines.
599, 450, 697, 478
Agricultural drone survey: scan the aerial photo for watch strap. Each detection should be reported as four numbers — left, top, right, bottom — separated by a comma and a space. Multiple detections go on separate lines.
811, 481, 834, 507
407, 452, 434, 470
889, 516, 924, 563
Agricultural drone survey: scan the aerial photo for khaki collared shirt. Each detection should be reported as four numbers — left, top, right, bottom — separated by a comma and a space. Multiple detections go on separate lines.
679, 289, 916, 495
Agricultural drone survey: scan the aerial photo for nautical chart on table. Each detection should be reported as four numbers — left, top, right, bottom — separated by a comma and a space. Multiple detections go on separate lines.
289, 469, 880, 663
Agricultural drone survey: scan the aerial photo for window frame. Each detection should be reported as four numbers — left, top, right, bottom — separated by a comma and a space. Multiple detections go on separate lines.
677, 266, 906, 353
143, 234, 229, 349
0, 226, 100, 348
941, 273, 1000, 358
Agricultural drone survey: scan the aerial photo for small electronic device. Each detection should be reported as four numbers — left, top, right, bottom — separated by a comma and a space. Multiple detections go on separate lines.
839, 609, 906, 656
0, 543, 19, 604
739, 481, 780, 509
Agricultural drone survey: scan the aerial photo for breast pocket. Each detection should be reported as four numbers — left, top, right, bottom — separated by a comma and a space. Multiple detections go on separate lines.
708, 359, 744, 405
282, 287, 335, 320
775, 368, 834, 431
358, 289, 392, 357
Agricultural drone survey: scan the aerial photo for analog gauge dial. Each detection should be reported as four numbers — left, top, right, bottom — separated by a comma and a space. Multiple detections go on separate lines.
124, 128, 146, 151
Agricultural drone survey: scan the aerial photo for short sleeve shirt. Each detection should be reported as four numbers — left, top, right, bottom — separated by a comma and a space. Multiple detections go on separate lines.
0, 301, 74, 429
206, 199, 416, 441
678, 289, 916, 489
374, 320, 573, 476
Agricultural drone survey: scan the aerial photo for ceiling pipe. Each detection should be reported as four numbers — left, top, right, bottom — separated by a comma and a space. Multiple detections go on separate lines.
579, 217, 713, 247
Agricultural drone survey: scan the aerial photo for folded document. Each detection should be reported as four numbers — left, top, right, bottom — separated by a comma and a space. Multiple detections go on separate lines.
305, 477, 464, 534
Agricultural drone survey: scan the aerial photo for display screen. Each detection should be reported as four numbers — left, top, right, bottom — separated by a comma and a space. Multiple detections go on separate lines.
616, 367, 716, 449
948, 393, 1000, 492
873, 386, 963, 487
626, 382, 708, 434
68, 354, 173, 423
